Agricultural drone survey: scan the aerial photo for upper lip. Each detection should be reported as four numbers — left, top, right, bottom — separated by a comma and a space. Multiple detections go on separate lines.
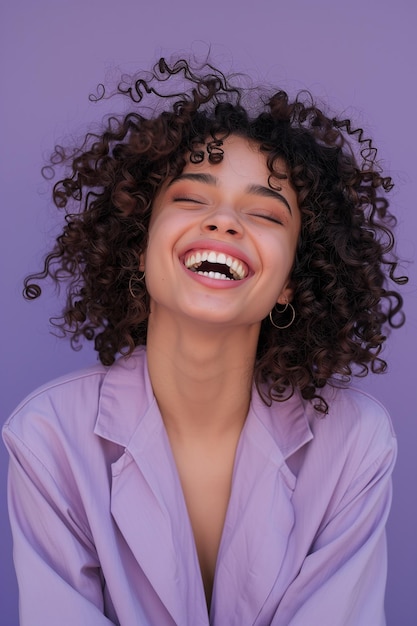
179, 240, 253, 280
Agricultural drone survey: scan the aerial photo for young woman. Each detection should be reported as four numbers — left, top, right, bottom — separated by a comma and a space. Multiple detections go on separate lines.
3, 58, 406, 625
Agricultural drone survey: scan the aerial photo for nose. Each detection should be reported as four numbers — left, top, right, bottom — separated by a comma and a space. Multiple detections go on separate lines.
201, 205, 243, 237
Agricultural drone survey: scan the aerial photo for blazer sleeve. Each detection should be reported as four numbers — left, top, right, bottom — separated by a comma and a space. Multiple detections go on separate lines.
3, 423, 116, 626
272, 408, 397, 626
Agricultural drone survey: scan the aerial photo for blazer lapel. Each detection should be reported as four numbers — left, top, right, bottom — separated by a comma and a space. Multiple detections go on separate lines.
211, 390, 313, 626
110, 402, 208, 626
95, 349, 209, 626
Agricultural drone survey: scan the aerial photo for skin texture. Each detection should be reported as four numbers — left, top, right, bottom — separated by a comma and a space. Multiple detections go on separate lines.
144, 135, 300, 331
144, 136, 300, 605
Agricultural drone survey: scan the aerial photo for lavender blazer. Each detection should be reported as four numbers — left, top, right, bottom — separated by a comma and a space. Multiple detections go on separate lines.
3, 347, 396, 625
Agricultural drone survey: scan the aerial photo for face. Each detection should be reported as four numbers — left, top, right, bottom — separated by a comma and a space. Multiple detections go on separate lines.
142, 135, 301, 330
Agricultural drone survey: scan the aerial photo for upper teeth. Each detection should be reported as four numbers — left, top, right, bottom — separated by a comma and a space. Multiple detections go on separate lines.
184, 250, 247, 280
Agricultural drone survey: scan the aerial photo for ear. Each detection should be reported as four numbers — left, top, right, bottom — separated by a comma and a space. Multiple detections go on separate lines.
277, 280, 295, 305
139, 252, 146, 272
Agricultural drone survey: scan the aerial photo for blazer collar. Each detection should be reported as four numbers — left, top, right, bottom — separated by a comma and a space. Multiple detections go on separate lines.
94, 347, 313, 459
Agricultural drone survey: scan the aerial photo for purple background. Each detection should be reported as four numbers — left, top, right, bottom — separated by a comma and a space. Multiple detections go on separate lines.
1, 1, 416, 623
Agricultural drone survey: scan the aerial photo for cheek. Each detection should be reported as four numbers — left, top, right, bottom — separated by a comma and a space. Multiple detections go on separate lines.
147, 213, 188, 249
263, 233, 297, 268
143, 221, 180, 287
144, 220, 169, 261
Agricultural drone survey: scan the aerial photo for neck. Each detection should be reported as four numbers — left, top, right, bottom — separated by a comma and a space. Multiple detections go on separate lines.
146, 313, 260, 440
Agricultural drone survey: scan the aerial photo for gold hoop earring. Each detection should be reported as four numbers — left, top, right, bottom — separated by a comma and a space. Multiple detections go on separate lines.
269, 301, 295, 329
128, 271, 146, 298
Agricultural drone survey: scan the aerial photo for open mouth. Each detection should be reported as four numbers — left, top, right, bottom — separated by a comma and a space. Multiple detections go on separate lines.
184, 250, 249, 281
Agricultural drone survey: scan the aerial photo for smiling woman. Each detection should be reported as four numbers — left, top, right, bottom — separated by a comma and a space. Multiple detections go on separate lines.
143, 135, 300, 341
2, 56, 407, 625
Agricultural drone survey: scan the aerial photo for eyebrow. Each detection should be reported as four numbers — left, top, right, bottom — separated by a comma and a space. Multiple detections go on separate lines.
246, 184, 292, 215
169, 173, 293, 215
168, 173, 218, 187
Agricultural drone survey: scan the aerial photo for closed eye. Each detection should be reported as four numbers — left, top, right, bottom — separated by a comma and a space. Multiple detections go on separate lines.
173, 196, 205, 204
251, 212, 284, 225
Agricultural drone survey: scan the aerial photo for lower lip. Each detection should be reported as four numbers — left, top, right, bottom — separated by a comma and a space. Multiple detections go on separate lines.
182, 265, 249, 289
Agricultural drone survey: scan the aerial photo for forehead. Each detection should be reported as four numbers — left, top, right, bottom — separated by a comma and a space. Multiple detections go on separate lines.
180, 134, 289, 188
184, 135, 266, 174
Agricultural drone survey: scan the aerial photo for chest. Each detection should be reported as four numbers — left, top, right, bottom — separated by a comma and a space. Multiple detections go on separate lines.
170, 441, 237, 608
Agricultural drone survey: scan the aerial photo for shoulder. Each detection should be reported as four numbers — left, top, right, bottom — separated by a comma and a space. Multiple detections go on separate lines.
2, 362, 108, 460
308, 384, 397, 477
259, 383, 397, 476
319, 384, 395, 439
4, 362, 108, 429
2, 347, 149, 455
252, 382, 395, 463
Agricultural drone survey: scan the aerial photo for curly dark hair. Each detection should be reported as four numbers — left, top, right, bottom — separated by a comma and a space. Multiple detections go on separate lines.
24, 57, 407, 411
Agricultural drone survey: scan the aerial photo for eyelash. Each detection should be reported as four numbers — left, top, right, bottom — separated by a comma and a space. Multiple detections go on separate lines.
252, 213, 283, 225
173, 196, 203, 204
